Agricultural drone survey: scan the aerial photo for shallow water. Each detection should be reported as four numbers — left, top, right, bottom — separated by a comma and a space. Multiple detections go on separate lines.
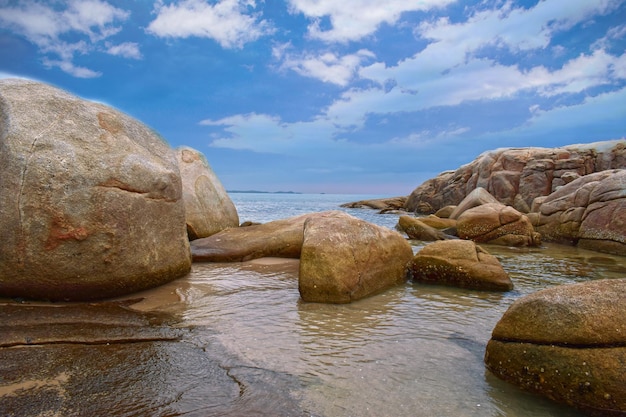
3, 193, 625, 416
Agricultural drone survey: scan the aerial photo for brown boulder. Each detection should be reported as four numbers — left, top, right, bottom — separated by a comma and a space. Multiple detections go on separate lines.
0, 79, 191, 301
434, 205, 456, 218
485, 279, 626, 416
299, 212, 413, 303
397, 215, 449, 241
407, 240, 513, 291
419, 215, 457, 229
176, 146, 239, 240
449, 187, 499, 219
457, 203, 541, 246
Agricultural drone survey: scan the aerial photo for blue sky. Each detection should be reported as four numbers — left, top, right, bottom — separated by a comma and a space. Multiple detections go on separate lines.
0, 0, 625, 194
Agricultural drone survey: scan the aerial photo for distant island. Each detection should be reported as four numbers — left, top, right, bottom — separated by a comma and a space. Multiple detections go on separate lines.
227, 190, 302, 194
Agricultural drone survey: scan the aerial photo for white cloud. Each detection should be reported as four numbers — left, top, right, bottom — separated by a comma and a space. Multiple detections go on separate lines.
147, 0, 273, 49
278, 49, 375, 86
205, 0, 626, 158
42, 58, 102, 78
105, 42, 142, 59
0, 0, 133, 77
331, 0, 626, 129
592, 23, 626, 50
287, 0, 455, 43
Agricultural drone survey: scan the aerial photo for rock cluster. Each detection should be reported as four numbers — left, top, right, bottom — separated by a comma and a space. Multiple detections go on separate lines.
529, 169, 626, 256
192, 211, 414, 303
406, 140, 626, 214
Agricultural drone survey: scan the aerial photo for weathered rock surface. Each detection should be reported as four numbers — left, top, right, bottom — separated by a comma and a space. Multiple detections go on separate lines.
407, 240, 513, 291
176, 146, 239, 240
0, 79, 191, 301
419, 215, 457, 230
0, 300, 304, 416
190, 213, 315, 262
457, 203, 541, 246
485, 279, 626, 416
406, 140, 626, 214
299, 211, 413, 303
449, 187, 500, 219
397, 215, 450, 241
531, 169, 626, 256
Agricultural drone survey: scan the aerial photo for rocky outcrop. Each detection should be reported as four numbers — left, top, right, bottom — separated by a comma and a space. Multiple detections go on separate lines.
457, 203, 541, 246
397, 215, 449, 241
176, 146, 239, 240
407, 240, 513, 291
299, 212, 413, 303
0, 79, 191, 301
341, 196, 407, 212
485, 279, 626, 416
529, 169, 626, 256
406, 140, 626, 214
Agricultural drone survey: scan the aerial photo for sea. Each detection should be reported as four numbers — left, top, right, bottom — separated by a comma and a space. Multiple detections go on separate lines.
146, 193, 626, 416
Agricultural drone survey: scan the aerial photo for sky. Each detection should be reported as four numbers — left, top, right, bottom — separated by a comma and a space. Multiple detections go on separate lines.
0, 0, 625, 195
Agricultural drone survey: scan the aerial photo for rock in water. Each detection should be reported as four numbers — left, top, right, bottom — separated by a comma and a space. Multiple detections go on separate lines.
485, 279, 626, 416
176, 146, 239, 240
299, 211, 413, 303
0, 79, 191, 301
407, 240, 513, 291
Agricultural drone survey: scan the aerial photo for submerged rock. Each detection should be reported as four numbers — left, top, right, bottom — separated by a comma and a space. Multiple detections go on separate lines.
299, 211, 413, 303
0, 79, 191, 301
407, 240, 513, 291
176, 146, 239, 240
485, 279, 626, 416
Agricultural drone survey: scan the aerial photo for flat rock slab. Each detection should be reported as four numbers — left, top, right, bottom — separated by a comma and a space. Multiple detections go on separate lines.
191, 211, 342, 262
0, 301, 307, 416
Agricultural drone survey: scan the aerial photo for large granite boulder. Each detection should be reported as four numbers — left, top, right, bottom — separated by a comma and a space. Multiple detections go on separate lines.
485, 279, 626, 416
299, 211, 413, 303
406, 140, 626, 214
0, 79, 191, 301
457, 203, 541, 246
176, 146, 239, 240
530, 169, 626, 256
407, 240, 513, 291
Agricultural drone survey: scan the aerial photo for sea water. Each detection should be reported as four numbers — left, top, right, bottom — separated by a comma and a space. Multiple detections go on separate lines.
154, 194, 626, 416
